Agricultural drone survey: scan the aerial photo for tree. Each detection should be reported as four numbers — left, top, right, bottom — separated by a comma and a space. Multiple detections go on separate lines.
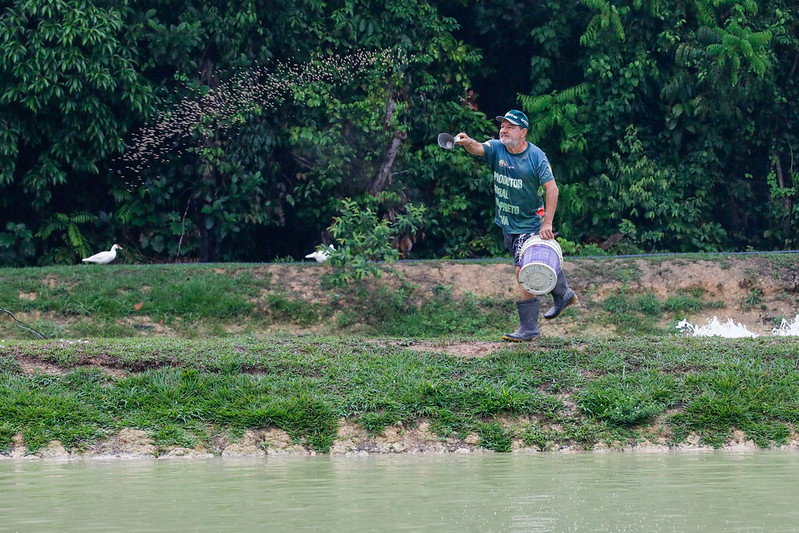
515, 0, 798, 252
0, 0, 155, 263
111, 0, 491, 262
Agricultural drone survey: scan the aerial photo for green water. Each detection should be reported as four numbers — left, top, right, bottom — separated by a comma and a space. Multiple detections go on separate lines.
2, 451, 798, 532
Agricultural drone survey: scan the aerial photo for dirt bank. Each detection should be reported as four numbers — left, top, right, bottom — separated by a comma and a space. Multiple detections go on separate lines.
3, 253, 799, 459
7, 421, 799, 461
265, 253, 799, 340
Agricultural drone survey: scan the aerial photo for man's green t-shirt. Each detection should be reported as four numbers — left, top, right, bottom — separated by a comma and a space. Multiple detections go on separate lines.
481, 139, 555, 234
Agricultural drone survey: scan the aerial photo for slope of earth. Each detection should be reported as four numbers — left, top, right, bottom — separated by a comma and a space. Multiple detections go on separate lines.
264, 253, 799, 339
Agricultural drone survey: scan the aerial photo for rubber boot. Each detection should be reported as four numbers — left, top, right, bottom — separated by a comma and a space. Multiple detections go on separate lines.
544, 270, 577, 320
502, 299, 540, 342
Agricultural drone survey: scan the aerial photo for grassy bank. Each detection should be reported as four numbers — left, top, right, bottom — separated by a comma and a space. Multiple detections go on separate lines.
2, 335, 799, 455
0, 262, 518, 339
2, 257, 799, 456
4, 254, 798, 340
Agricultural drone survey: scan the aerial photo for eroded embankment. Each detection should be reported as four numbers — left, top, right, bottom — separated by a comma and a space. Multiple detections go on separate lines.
6, 423, 799, 461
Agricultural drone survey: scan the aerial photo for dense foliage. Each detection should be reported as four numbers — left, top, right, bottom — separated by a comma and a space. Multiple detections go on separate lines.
1, 0, 797, 265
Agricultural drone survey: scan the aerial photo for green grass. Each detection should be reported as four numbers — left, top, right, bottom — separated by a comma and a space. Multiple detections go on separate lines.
596, 289, 727, 335
2, 258, 799, 455
0, 264, 261, 317
345, 284, 513, 337
0, 259, 772, 341
1, 264, 513, 339
1, 264, 269, 338
2, 335, 799, 454
767, 253, 799, 271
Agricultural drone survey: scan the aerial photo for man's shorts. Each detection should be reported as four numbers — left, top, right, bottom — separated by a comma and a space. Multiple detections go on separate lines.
504, 232, 538, 267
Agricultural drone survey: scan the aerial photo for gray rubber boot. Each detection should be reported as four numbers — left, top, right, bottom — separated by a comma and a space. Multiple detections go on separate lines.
544, 270, 577, 320
502, 299, 540, 342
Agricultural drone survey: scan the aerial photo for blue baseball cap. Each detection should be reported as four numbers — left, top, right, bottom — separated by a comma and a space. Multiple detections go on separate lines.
495, 109, 529, 129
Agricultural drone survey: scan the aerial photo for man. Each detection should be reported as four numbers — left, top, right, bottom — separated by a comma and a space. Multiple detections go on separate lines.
455, 109, 577, 341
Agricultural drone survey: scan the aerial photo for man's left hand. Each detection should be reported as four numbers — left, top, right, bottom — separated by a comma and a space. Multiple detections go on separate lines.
539, 224, 555, 240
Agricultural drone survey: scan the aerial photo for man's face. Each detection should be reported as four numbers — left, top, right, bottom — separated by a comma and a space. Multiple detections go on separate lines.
499, 120, 526, 150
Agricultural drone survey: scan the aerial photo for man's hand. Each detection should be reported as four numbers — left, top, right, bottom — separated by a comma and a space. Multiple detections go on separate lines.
456, 133, 485, 156
540, 181, 559, 240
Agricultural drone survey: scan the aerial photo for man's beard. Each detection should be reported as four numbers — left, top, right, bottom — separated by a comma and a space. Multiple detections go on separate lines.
501, 137, 520, 150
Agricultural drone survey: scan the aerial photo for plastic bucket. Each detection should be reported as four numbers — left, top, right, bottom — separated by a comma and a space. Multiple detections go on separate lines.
517, 236, 563, 295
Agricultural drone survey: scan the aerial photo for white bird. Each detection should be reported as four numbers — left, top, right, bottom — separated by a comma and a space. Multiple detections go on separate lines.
305, 244, 334, 263
82, 244, 122, 264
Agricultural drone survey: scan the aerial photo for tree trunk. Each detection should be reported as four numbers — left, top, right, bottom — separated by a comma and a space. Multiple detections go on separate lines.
367, 131, 404, 195
366, 83, 406, 195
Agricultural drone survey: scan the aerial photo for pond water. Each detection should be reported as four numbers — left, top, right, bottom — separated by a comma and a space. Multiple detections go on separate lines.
2, 451, 798, 532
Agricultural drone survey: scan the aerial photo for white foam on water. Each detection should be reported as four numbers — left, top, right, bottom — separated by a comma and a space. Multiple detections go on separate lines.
676, 317, 759, 338
772, 314, 799, 336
